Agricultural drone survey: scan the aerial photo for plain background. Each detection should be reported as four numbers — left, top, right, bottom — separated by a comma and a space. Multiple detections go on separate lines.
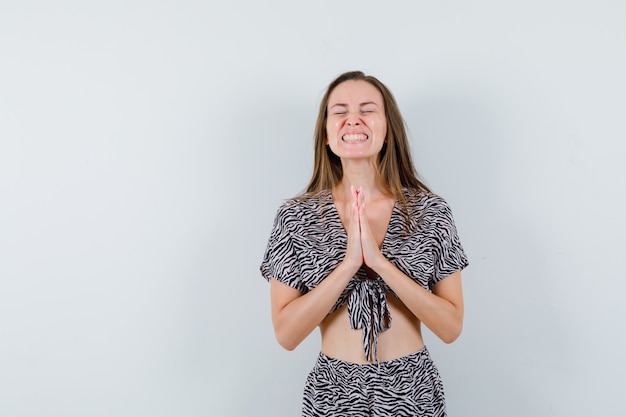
1, 1, 625, 416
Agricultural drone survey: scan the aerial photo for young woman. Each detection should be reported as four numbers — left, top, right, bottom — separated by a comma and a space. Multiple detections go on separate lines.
260, 71, 469, 416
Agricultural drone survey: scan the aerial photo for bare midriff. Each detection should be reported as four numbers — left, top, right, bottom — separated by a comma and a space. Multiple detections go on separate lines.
319, 292, 424, 364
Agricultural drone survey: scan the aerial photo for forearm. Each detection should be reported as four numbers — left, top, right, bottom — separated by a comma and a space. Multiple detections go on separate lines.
272, 261, 359, 350
374, 259, 464, 343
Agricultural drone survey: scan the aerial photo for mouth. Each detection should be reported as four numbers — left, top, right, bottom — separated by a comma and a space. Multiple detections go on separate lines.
342, 133, 368, 143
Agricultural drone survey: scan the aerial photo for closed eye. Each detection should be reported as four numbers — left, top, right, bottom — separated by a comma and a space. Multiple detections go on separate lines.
360, 105, 378, 114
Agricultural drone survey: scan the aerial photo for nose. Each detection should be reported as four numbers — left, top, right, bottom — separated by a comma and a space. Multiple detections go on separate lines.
346, 111, 361, 126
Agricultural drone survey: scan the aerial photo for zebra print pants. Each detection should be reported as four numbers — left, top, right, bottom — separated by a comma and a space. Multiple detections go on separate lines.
302, 346, 446, 417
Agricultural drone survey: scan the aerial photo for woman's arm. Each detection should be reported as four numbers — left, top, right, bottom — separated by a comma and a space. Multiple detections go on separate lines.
270, 187, 364, 351
357, 190, 464, 343
269, 260, 358, 351
371, 263, 464, 343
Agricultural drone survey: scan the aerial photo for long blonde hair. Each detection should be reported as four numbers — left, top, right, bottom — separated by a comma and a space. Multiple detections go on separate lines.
300, 71, 430, 207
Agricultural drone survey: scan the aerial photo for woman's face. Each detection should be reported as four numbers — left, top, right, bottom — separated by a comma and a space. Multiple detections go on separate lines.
325, 80, 387, 162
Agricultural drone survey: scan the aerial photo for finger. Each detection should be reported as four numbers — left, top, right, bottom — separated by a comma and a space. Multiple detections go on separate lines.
358, 186, 365, 212
352, 185, 361, 221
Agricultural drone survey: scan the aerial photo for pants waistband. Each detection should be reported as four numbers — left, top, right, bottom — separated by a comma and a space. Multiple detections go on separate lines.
316, 345, 431, 374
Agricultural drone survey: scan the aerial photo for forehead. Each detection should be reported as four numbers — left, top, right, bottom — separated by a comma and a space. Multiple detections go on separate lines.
328, 80, 384, 107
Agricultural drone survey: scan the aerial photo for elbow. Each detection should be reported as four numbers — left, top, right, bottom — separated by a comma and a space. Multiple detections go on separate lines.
441, 331, 461, 344
274, 329, 301, 351
277, 338, 298, 351
271, 313, 303, 351
439, 308, 464, 344
439, 322, 463, 344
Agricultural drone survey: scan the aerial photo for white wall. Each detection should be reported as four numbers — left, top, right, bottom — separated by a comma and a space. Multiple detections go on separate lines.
1, 1, 624, 416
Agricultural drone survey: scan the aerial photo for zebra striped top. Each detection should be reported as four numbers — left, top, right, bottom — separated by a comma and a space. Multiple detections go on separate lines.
260, 188, 468, 362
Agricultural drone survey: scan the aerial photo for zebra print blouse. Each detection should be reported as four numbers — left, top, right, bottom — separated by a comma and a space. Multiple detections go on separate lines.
260, 188, 468, 362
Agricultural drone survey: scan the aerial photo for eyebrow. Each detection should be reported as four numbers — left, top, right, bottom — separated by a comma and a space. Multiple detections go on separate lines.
329, 101, 380, 109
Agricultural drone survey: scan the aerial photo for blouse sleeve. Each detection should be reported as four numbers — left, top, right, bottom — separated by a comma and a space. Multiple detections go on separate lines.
259, 202, 306, 293
429, 197, 469, 289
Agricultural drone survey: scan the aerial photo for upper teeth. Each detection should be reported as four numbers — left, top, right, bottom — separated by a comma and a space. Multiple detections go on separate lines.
343, 134, 368, 141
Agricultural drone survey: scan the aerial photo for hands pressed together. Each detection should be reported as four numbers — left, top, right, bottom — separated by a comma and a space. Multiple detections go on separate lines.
341, 186, 465, 344
343, 186, 388, 273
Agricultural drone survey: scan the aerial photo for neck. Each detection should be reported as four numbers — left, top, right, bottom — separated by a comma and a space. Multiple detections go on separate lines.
334, 159, 389, 201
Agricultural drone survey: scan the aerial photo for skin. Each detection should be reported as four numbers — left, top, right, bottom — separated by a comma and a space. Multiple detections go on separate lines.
270, 80, 464, 364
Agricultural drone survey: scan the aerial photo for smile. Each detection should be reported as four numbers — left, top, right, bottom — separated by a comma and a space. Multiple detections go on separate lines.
342, 133, 368, 142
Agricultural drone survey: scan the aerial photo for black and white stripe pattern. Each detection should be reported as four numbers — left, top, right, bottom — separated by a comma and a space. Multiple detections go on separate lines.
302, 346, 446, 416
260, 188, 468, 361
